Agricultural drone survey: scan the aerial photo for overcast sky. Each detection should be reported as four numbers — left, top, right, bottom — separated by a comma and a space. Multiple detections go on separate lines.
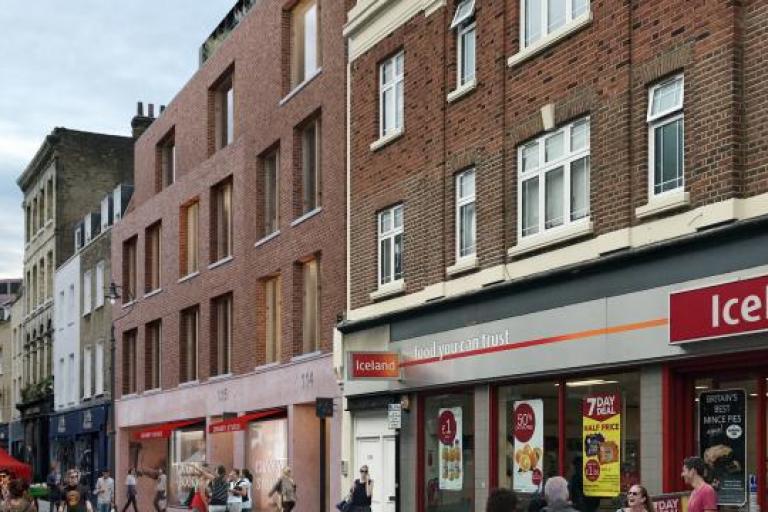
0, 1, 235, 279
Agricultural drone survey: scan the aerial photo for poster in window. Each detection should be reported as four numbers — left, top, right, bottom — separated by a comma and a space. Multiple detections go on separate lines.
582, 392, 621, 497
438, 407, 463, 491
698, 389, 746, 506
512, 400, 544, 493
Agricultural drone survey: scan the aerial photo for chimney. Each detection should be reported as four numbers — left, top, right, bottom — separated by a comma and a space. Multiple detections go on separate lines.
131, 101, 156, 139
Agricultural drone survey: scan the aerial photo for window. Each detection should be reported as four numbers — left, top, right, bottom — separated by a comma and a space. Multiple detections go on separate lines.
180, 306, 199, 383
378, 205, 404, 287
290, 0, 321, 89
456, 169, 476, 260
158, 129, 176, 190
301, 259, 319, 354
123, 236, 137, 303
83, 270, 92, 315
25, 205, 31, 243
145, 222, 162, 293
211, 294, 232, 376
180, 200, 199, 277
211, 71, 234, 151
47, 251, 53, 299
68, 284, 75, 323
95, 260, 105, 308
95, 342, 104, 395
47, 178, 53, 220
379, 52, 405, 138
451, 0, 476, 87
122, 329, 137, 395
83, 346, 92, 398
262, 150, 279, 236
264, 276, 282, 364
67, 353, 75, 403
300, 119, 320, 214
211, 179, 233, 262
145, 320, 162, 391
518, 117, 590, 238
647, 75, 684, 196
522, 0, 589, 48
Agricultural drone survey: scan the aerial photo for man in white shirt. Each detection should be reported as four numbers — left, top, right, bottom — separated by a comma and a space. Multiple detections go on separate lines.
226, 469, 243, 512
94, 469, 115, 512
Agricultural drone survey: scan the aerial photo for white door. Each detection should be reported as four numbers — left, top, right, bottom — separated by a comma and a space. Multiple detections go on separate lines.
354, 415, 397, 512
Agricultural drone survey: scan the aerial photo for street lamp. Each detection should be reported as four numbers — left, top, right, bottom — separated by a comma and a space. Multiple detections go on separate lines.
106, 282, 121, 305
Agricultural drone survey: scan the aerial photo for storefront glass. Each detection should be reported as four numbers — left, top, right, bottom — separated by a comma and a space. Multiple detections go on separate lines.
169, 428, 206, 506
248, 418, 288, 510
424, 392, 474, 512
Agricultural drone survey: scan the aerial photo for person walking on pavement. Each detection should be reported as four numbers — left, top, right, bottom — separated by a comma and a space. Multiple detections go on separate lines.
682, 457, 717, 512
206, 466, 229, 512
1, 480, 36, 512
122, 469, 138, 512
349, 466, 373, 512
225, 470, 242, 512
618, 484, 654, 512
140, 466, 167, 512
47, 463, 62, 512
486, 488, 518, 512
542, 476, 581, 512
268, 467, 296, 512
235, 471, 251, 512
94, 470, 115, 512
59, 471, 93, 512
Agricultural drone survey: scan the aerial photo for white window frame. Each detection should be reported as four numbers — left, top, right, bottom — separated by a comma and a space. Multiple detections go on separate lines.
455, 169, 476, 261
83, 346, 92, 399
517, 117, 591, 239
647, 74, 685, 197
452, 0, 476, 88
379, 51, 405, 139
377, 204, 404, 288
95, 342, 104, 395
520, 0, 590, 50
83, 270, 92, 316
95, 261, 105, 309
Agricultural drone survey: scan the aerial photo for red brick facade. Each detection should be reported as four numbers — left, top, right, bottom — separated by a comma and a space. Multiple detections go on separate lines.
348, 0, 768, 310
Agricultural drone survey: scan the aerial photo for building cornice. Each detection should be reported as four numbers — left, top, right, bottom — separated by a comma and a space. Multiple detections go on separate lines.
16, 132, 58, 192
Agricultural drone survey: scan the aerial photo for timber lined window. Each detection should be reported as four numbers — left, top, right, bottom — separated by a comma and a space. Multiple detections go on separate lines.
180, 306, 199, 383
145, 222, 162, 293
211, 294, 232, 376
211, 179, 233, 263
145, 320, 161, 391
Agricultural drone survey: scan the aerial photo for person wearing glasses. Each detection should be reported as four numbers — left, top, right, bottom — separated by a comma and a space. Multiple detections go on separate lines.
619, 485, 654, 512
349, 466, 373, 512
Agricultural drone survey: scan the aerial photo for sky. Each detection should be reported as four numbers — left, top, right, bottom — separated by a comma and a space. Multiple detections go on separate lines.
0, 1, 235, 279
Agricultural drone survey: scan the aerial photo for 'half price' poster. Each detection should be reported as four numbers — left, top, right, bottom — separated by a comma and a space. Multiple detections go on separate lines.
583, 392, 621, 497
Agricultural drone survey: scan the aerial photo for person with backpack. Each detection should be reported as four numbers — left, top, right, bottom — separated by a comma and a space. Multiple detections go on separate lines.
268, 467, 296, 512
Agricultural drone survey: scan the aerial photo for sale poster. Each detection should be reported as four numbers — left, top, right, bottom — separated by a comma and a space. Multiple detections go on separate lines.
438, 407, 463, 491
699, 389, 746, 506
582, 392, 621, 497
512, 400, 544, 493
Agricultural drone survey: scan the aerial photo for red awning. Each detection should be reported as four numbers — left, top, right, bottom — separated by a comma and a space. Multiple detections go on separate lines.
208, 409, 285, 434
133, 419, 202, 441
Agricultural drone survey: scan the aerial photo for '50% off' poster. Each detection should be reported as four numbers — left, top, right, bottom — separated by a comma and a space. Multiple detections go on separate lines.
512, 400, 544, 493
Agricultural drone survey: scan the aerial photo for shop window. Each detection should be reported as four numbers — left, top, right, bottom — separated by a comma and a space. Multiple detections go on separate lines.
424, 391, 475, 511
170, 427, 206, 506
248, 417, 288, 509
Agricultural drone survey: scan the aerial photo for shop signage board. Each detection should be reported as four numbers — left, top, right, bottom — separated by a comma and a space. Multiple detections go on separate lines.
652, 493, 689, 512
438, 407, 463, 490
669, 274, 768, 343
349, 351, 401, 380
512, 399, 544, 493
698, 389, 746, 506
582, 392, 621, 497
388, 403, 402, 430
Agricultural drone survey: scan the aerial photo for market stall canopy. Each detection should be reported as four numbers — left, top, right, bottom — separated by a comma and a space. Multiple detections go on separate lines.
0, 448, 32, 481
208, 408, 285, 434
132, 419, 203, 441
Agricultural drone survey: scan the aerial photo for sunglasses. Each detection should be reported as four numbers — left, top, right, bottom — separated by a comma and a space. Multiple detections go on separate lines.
628, 491, 641, 496
360, 469, 368, 473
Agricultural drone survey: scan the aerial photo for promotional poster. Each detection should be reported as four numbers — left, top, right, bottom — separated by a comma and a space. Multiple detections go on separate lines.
582, 392, 621, 497
438, 407, 463, 491
512, 399, 544, 493
699, 389, 746, 506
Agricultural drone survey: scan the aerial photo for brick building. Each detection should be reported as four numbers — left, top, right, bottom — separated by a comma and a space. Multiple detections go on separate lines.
110, 1, 346, 510
339, 1, 768, 511
15, 128, 133, 479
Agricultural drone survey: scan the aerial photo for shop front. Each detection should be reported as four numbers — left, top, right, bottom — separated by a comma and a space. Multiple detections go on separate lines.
17, 394, 53, 481
340, 225, 768, 512
0, 424, 9, 451
50, 404, 110, 489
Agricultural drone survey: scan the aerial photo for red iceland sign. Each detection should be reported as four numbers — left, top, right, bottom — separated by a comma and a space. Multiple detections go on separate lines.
669, 274, 768, 343
349, 352, 401, 379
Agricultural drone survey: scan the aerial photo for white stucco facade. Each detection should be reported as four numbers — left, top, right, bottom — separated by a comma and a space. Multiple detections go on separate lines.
53, 254, 80, 411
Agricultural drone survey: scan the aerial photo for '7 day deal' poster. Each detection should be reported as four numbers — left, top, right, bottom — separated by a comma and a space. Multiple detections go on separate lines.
438, 407, 463, 491
583, 392, 621, 497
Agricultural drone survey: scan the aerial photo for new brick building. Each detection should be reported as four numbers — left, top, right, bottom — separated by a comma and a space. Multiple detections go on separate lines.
339, 1, 768, 511
110, 1, 346, 510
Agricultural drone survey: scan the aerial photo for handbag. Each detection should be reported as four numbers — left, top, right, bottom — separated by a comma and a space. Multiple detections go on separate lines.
335, 496, 352, 512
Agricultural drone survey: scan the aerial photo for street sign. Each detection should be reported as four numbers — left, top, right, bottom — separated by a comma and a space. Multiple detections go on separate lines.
388, 403, 402, 430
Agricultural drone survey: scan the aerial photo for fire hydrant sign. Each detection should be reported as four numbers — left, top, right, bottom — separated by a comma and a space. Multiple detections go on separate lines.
438, 407, 463, 491
699, 389, 746, 506
582, 392, 621, 497
512, 400, 544, 493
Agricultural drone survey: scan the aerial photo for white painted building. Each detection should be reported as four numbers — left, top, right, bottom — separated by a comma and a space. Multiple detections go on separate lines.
53, 253, 80, 411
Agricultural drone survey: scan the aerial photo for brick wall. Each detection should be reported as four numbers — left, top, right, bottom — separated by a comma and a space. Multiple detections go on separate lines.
348, 0, 768, 309
111, 0, 347, 398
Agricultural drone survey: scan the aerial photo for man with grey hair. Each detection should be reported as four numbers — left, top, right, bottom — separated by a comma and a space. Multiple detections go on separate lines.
543, 476, 580, 512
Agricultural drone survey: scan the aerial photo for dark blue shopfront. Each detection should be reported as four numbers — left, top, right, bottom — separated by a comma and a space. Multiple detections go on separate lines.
50, 404, 110, 490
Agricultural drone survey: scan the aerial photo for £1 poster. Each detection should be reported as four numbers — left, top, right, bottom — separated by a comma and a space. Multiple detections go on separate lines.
438, 407, 463, 490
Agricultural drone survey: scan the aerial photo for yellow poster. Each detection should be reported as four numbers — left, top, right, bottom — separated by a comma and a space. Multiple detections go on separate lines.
582, 392, 621, 497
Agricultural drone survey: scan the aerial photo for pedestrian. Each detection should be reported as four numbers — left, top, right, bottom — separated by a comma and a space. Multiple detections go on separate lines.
236, 471, 251, 512
619, 484, 654, 512
206, 466, 229, 512
348, 465, 372, 512
0, 470, 12, 502
94, 470, 115, 512
47, 463, 62, 512
542, 476, 580, 512
1, 479, 36, 512
569, 457, 599, 512
681, 457, 717, 512
226, 470, 242, 512
528, 491, 547, 512
268, 467, 296, 512
140, 467, 167, 512
486, 488, 517, 512
122, 468, 138, 512
59, 471, 93, 512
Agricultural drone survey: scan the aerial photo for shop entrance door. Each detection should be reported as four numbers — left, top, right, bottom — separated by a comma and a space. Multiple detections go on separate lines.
354, 414, 396, 512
